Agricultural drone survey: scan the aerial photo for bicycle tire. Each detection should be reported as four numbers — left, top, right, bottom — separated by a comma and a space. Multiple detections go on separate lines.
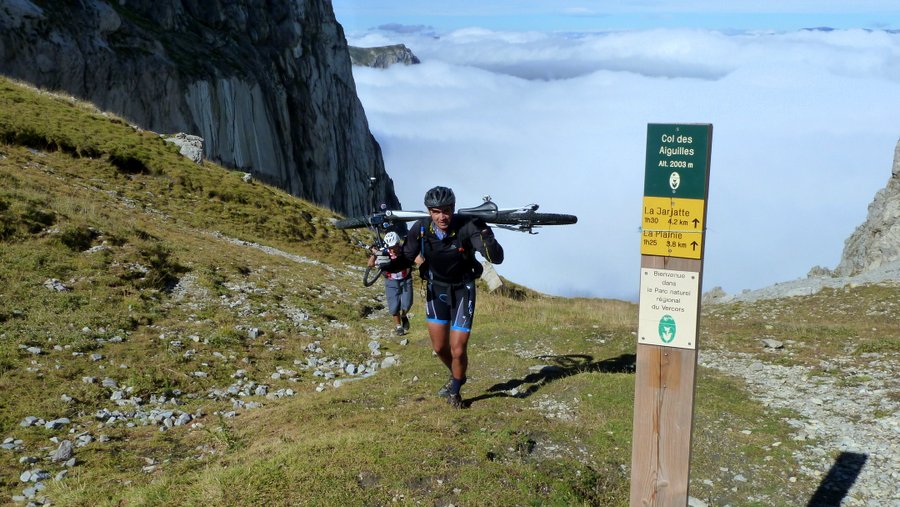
334, 215, 373, 230
363, 266, 384, 287
490, 212, 578, 226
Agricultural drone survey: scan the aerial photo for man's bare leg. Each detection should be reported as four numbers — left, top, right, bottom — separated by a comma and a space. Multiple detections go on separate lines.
449, 329, 470, 381
428, 321, 452, 370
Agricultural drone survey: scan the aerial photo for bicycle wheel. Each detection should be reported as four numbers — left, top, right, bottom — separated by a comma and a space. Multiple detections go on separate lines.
528, 212, 577, 226
491, 212, 578, 226
363, 266, 384, 287
334, 215, 374, 230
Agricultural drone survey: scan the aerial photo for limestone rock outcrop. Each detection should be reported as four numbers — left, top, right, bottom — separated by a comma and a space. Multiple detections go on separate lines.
834, 139, 900, 276
164, 133, 204, 164
0, 0, 399, 215
349, 44, 421, 68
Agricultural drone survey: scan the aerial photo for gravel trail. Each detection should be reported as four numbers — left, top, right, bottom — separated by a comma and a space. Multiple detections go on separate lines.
699, 349, 899, 506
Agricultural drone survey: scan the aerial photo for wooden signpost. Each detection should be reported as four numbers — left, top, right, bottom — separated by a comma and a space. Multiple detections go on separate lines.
630, 123, 713, 506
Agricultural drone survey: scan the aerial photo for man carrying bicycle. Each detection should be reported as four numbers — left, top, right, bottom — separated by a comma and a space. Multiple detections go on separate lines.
378, 186, 504, 408
367, 231, 413, 336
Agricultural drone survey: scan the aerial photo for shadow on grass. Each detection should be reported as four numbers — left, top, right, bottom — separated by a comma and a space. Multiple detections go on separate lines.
466, 353, 636, 407
806, 451, 868, 507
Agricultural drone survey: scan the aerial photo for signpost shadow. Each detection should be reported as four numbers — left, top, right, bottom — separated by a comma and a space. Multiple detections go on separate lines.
466, 353, 636, 406
806, 451, 868, 507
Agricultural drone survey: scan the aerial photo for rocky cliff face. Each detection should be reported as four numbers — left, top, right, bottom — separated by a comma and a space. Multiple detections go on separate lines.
834, 138, 900, 276
0, 0, 399, 216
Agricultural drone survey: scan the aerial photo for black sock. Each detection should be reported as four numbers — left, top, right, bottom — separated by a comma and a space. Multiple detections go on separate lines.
449, 377, 466, 396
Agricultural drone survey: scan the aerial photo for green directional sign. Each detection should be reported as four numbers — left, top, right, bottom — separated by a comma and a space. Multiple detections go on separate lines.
644, 124, 711, 199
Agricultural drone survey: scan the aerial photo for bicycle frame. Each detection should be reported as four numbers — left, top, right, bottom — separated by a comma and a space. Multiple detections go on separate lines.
384, 202, 537, 220
336, 197, 576, 234
340, 194, 576, 286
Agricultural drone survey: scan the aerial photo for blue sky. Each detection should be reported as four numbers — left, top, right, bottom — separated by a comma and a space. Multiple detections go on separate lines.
333, 1, 900, 33
330, 2, 900, 300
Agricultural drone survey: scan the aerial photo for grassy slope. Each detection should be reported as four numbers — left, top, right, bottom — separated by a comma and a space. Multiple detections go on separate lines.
1, 76, 897, 506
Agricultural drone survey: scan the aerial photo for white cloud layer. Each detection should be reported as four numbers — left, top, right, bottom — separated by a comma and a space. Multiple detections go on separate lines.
346, 27, 900, 300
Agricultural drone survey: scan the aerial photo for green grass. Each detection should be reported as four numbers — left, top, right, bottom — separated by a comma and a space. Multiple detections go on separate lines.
1, 75, 897, 506
703, 284, 900, 366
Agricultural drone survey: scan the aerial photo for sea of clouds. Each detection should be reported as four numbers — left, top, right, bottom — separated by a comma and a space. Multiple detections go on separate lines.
344, 26, 900, 300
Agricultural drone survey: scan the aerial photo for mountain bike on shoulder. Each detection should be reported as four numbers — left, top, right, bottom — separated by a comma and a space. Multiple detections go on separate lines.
337, 194, 578, 285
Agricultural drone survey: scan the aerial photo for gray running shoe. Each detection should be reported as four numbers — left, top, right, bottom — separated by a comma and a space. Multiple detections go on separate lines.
436, 378, 453, 398
394, 326, 405, 336
447, 394, 464, 409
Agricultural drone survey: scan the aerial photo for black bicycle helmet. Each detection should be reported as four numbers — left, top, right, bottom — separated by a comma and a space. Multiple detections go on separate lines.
423, 186, 455, 208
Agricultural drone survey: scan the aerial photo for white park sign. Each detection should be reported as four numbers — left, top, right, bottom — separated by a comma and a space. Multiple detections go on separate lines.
637, 268, 700, 350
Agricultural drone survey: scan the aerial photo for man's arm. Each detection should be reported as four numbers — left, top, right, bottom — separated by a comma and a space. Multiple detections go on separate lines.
401, 222, 422, 263
379, 222, 422, 271
470, 219, 504, 265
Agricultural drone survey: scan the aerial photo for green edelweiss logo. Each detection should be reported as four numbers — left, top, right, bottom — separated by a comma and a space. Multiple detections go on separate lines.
658, 315, 676, 343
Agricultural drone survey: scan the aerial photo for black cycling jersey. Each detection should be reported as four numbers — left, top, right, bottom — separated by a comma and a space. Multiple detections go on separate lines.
390, 215, 504, 284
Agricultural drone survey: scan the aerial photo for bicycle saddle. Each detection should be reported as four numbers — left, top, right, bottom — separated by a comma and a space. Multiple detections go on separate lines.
457, 200, 498, 219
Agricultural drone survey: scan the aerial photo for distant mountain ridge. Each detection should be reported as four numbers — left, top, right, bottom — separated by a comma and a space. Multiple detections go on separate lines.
802, 27, 900, 34
0, 0, 400, 216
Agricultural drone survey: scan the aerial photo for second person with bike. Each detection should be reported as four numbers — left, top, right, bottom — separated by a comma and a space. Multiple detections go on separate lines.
368, 231, 413, 336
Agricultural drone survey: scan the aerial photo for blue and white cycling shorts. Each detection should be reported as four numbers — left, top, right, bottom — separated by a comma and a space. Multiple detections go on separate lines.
425, 281, 476, 333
